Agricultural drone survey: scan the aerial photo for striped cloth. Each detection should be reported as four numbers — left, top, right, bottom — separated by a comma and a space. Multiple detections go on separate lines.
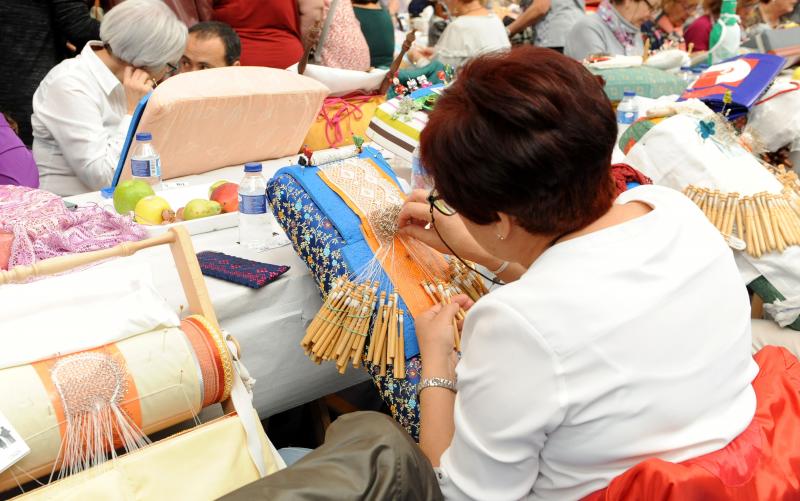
366, 86, 444, 162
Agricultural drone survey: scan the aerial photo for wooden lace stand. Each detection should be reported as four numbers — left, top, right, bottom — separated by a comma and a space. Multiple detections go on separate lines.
0, 226, 236, 412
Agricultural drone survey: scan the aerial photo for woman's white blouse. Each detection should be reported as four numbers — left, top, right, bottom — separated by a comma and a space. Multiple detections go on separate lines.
32, 42, 132, 196
437, 185, 758, 500
435, 15, 511, 69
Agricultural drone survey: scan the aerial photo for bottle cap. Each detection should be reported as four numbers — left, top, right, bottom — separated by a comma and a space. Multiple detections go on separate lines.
135, 132, 152, 141
623, 91, 636, 97
244, 162, 262, 173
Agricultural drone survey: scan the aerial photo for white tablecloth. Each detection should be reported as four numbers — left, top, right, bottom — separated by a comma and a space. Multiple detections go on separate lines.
65, 151, 380, 418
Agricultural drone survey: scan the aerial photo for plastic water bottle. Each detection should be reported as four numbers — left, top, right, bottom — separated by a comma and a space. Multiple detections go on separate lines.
238, 163, 269, 249
616, 91, 639, 135
130, 132, 162, 189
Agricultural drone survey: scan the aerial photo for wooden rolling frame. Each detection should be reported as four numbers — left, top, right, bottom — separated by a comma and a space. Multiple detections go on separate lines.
0, 226, 235, 413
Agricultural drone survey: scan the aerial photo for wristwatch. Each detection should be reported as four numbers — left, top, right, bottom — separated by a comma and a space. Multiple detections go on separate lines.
417, 377, 457, 396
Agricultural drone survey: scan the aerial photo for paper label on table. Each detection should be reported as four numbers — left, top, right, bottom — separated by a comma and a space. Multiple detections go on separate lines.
0, 411, 30, 474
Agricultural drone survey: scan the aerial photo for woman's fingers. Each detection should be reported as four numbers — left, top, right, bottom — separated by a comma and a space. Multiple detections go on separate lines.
397, 200, 431, 228
407, 189, 430, 204
450, 294, 474, 311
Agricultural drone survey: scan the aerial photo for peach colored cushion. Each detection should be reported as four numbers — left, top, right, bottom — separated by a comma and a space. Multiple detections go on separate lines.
121, 66, 329, 181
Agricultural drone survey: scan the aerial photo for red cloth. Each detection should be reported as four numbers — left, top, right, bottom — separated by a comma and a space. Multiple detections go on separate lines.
583, 346, 800, 500
213, 0, 304, 69
611, 163, 652, 195
684, 14, 713, 52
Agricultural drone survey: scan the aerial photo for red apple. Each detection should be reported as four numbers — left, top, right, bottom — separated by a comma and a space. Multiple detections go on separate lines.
210, 182, 239, 213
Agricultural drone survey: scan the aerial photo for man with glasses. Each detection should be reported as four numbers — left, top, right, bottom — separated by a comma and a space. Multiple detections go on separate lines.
177, 21, 242, 74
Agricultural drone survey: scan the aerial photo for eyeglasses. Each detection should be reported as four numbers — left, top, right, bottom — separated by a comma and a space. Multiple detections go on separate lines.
642, 0, 657, 10
425, 189, 504, 285
428, 189, 457, 217
166, 61, 179, 75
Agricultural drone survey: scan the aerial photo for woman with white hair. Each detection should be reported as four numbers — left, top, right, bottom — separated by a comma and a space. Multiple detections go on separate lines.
32, 0, 187, 196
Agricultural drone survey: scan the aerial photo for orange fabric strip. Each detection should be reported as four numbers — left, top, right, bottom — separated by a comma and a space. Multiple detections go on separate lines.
319, 158, 448, 319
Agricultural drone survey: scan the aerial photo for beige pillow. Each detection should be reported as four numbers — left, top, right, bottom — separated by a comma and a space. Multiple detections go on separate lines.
121, 66, 329, 181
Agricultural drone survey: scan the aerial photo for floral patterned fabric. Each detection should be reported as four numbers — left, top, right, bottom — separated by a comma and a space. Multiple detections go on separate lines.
366, 357, 421, 441
267, 170, 421, 438
268, 173, 348, 295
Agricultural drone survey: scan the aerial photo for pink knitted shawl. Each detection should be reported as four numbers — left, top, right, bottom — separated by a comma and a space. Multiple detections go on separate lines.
0, 186, 146, 270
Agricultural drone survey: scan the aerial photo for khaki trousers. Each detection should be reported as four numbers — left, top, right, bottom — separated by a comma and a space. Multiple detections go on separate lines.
220, 411, 443, 501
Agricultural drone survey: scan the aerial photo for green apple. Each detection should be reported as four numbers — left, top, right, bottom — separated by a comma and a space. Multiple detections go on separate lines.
113, 179, 155, 215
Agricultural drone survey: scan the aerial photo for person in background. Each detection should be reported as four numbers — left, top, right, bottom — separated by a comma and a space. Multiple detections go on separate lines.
31, 0, 187, 196
409, 0, 436, 16
179, 21, 241, 73
407, 0, 510, 69
684, 0, 763, 50
0, 114, 39, 188
213, 0, 305, 68
315, 0, 372, 70
641, 0, 700, 49
428, 1, 452, 46
565, 0, 654, 60
505, 0, 585, 53
683, 0, 722, 50
746, 0, 800, 35
0, 0, 99, 147
353, 0, 396, 68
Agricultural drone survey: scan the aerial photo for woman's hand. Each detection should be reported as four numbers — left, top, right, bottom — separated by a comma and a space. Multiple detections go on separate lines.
415, 295, 473, 378
407, 46, 435, 64
123, 67, 154, 114
417, 46, 436, 59
398, 189, 489, 263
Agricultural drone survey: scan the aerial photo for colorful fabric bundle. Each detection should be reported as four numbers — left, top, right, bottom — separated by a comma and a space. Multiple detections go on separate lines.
0, 186, 145, 270
366, 85, 444, 162
622, 108, 800, 330
197, 251, 290, 289
302, 94, 385, 151
678, 53, 785, 120
0, 315, 233, 492
582, 346, 800, 500
611, 163, 653, 194
268, 146, 484, 438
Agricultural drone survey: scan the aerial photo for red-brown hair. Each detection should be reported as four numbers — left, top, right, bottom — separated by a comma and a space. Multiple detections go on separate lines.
420, 46, 617, 237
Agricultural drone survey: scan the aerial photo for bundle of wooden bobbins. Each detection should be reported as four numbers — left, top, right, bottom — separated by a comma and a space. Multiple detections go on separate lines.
684, 185, 800, 257
769, 164, 800, 199
448, 260, 489, 301
301, 260, 488, 376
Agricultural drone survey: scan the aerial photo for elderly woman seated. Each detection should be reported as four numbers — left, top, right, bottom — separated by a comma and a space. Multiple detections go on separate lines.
32, 0, 186, 196
220, 47, 800, 500
407, 0, 510, 69
565, 0, 654, 60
